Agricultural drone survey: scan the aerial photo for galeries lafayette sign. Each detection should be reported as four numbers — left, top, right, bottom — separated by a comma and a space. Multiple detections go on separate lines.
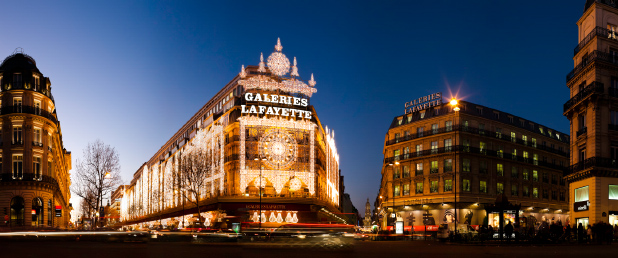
241, 93, 312, 119
404, 92, 442, 114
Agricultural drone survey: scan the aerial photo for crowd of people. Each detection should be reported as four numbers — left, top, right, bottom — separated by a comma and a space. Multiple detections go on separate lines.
477, 220, 618, 244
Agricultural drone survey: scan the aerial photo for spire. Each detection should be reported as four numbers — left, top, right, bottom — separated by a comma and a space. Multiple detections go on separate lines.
258, 52, 266, 73
239, 65, 247, 78
290, 57, 299, 77
275, 37, 283, 52
308, 73, 316, 87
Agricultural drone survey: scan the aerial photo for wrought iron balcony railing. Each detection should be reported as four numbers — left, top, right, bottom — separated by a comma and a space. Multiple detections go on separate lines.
567, 157, 618, 175
576, 127, 587, 137
563, 82, 604, 112
567, 50, 618, 82
0, 105, 58, 124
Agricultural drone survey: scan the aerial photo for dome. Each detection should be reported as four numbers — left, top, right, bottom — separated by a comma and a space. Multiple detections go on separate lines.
0, 52, 40, 74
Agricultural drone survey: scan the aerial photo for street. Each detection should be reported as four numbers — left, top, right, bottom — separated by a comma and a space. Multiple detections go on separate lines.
2, 240, 617, 258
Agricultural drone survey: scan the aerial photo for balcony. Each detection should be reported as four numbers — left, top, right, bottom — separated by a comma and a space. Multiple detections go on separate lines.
32, 141, 43, 147
0, 173, 60, 188
567, 157, 618, 175
576, 127, 587, 137
567, 50, 618, 82
430, 168, 438, 174
574, 26, 618, 55
12, 140, 23, 145
563, 82, 604, 112
0, 105, 58, 124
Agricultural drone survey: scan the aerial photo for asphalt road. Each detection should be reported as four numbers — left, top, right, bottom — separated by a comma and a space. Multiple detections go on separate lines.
2, 240, 616, 258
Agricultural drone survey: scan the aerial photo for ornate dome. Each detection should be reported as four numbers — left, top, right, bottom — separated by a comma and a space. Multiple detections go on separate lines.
0, 52, 40, 74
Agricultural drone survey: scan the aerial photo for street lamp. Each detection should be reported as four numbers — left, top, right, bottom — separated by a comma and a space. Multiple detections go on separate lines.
254, 157, 267, 229
449, 98, 460, 239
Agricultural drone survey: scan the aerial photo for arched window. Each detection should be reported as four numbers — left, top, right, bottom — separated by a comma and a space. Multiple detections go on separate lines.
47, 199, 53, 226
32, 198, 44, 226
10, 196, 24, 226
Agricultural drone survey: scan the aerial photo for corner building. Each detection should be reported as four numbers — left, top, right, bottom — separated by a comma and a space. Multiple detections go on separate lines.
564, 0, 618, 228
120, 39, 342, 229
0, 51, 72, 229
377, 99, 570, 232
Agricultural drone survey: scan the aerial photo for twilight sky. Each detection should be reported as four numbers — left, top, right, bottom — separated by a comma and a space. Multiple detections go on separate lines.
0, 1, 585, 216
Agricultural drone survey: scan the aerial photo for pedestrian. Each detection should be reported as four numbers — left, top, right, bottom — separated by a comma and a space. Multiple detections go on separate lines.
587, 225, 592, 243
578, 223, 584, 243
505, 221, 513, 242
488, 225, 494, 240
565, 223, 572, 242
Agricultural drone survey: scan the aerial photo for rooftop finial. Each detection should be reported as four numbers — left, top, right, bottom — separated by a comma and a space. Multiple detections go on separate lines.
290, 57, 299, 77
275, 37, 283, 52
239, 65, 247, 78
308, 73, 316, 87
258, 52, 266, 73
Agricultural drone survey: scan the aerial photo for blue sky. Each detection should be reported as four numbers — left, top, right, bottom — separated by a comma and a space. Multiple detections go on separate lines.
1, 1, 585, 215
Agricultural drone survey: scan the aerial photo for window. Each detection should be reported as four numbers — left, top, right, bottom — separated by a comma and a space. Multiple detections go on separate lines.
511, 132, 516, 142
47, 200, 52, 225
496, 128, 502, 139
476, 107, 483, 114
532, 138, 537, 148
33, 157, 41, 180
403, 184, 410, 195
430, 160, 438, 174
394, 133, 400, 143
552, 190, 557, 200
444, 159, 452, 172
512, 149, 517, 160
479, 123, 485, 135
402, 165, 410, 178
463, 159, 470, 172
444, 179, 452, 192
416, 163, 423, 176
420, 111, 425, 119
609, 185, 618, 200
551, 175, 558, 185
417, 127, 424, 137
479, 141, 486, 154
12, 155, 23, 179
533, 170, 538, 182
480, 181, 487, 193
48, 160, 53, 176
393, 166, 400, 179
522, 135, 527, 145
610, 23, 618, 39
575, 186, 589, 202
416, 182, 423, 194
445, 121, 453, 132
523, 151, 529, 161
13, 73, 22, 88
579, 149, 585, 162
578, 113, 586, 130
497, 182, 504, 194
523, 186, 530, 197
431, 124, 438, 134
543, 189, 549, 199
523, 169, 529, 180
533, 154, 539, 165
480, 161, 488, 174
511, 185, 518, 196
431, 141, 438, 154
533, 187, 539, 198
497, 163, 503, 176
393, 149, 400, 161
560, 191, 566, 201
463, 139, 470, 152
463, 179, 471, 192
416, 144, 423, 157
394, 185, 400, 197
497, 145, 503, 158
12, 126, 22, 144
403, 147, 410, 159
463, 121, 469, 131
444, 139, 452, 152
34, 101, 41, 115
13, 97, 22, 113
542, 172, 548, 183
34, 128, 41, 145
511, 167, 518, 178
430, 181, 438, 193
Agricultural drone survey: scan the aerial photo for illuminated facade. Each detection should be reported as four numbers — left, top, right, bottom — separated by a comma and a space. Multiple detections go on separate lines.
119, 39, 342, 229
0, 50, 72, 229
377, 99, 570, 232
564, 0, 618, 228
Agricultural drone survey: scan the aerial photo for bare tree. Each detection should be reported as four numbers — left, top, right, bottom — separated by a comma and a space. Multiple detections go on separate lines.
71, 139, 122, 228
178, 144, 212, 226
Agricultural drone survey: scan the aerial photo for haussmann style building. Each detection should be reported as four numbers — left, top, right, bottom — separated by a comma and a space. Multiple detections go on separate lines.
0, 50, 72, 229
377, 94, 570, 235
118, 39, 343, 229
564, 0, 618, 228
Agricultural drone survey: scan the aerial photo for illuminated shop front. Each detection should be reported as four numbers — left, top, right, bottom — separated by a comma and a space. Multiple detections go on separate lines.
119, 39, 343, 229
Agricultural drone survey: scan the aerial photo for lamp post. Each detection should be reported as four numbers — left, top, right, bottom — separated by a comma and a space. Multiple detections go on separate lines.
449, 98, 460, 239
388, 161, 400, 232
254, 157, 267, 229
